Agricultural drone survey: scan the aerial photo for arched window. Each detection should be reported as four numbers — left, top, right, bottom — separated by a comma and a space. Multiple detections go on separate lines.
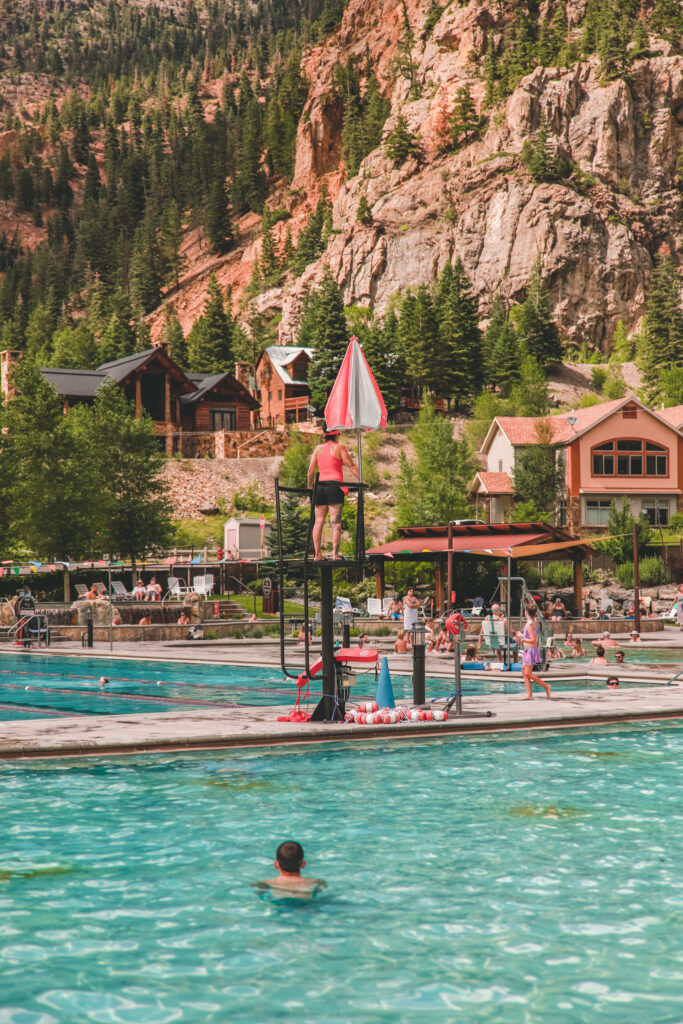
591, 440, 668, 477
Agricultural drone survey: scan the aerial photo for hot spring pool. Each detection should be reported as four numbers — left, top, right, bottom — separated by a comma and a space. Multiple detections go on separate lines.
0, 652, 674, 722
2, 723, 683, 1022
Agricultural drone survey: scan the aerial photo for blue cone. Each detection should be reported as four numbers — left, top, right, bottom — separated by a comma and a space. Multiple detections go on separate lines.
376, 656, 395, 709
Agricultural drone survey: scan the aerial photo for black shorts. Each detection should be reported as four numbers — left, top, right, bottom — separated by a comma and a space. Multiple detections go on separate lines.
314, 480, 345, 506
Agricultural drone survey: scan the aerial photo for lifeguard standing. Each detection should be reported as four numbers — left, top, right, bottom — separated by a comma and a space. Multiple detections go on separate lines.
307, 426, 359, 561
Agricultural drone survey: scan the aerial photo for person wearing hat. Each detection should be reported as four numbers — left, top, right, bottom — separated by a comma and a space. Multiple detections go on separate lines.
629, 630, 642, 643
307, 426, 360, 561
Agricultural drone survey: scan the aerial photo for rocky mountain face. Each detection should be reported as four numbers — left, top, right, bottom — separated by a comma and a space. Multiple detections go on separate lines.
268, 0, 683, 350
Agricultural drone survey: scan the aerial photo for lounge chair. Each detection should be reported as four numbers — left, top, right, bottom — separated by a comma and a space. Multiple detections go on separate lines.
335, 596, 358, 614
110, 581, 133, 601
75, 584, 88, 599
381, 597, 394, 616
366, 598, 382, 616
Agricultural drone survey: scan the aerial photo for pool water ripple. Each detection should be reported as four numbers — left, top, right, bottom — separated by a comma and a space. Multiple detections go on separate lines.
3, 724, 683, 1021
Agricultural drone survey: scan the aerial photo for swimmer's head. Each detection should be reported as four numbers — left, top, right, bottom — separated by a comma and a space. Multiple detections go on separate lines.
606, 676, 619, 688
276, 840, 305, 874
98, 676, 108, 686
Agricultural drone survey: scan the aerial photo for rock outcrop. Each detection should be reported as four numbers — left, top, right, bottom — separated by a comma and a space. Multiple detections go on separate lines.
278, 0, 683, 348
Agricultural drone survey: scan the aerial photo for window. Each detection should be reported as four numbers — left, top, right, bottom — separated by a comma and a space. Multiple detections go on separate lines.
278, 389, 282, 400
622, 403, 638, 419
642, 500, 670, 527
585, 499, 612, 526
210, 408, 236, 431
590, 439, 667, 476
498, 460, 503, 472
557, 500, 567, 527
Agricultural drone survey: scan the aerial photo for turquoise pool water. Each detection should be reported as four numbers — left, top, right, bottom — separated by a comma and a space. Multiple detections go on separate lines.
2, 723, 683, 1022
0, 651, 677, 721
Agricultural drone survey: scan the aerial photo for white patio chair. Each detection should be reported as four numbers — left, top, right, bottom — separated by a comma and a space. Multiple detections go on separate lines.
367, 597, 382, 616
193, 575, 215, 597
164, 576, 188, 601
381, 597, 393, 616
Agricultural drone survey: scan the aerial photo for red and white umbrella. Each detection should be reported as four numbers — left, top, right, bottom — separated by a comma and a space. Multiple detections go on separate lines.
324, 336, 387, 484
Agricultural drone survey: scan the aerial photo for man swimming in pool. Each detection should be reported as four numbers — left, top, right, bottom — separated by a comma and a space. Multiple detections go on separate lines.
254, 841, 327, 898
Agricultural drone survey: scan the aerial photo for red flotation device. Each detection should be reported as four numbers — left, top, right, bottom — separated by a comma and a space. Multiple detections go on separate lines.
278, 649, 379, 722
446, 612, 467, 636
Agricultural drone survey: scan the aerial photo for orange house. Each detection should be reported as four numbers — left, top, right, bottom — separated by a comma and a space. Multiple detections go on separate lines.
471, 396, 683, 532
254, 346, 313, 426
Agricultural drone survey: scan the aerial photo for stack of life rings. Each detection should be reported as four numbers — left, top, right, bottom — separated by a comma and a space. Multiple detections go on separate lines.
345, 701, 448, 725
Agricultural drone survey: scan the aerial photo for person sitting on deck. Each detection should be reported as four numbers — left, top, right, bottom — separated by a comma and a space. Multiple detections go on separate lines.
307, 426, 360, 561
435, 624, 453, 654
132, 580, 146, 601
146, 578, 162, 601
386, 597, 403, 621
591, 644, 608, 665
550, 597, 568, 620
394, 630, 411, 654
254, 841, 326, 899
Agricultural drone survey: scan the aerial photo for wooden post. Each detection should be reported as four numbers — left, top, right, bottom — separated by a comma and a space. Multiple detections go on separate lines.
573, 556, 583, 618
447, 521, 454, 612
435, 561, 444, 613
375, 560, 384, 601
62, 568, 70, 603
633, 522, 641, 633
135, 376, 142, 418
164, 373, 171, 422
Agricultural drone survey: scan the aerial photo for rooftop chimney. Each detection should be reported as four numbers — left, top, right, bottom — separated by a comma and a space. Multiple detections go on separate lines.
235, 361, 251, 391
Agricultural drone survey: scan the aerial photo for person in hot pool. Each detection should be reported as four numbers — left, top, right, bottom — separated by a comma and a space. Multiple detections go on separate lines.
307, 426, 360, 561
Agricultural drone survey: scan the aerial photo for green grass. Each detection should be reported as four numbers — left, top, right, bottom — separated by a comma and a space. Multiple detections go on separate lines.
221, 593, 306, 616
172, 516, 224, 548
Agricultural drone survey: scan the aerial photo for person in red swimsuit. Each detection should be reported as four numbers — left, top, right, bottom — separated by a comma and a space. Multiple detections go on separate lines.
307, 427, 360, 560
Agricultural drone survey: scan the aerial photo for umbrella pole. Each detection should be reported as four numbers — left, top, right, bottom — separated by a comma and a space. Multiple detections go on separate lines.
356, 428, 365, 563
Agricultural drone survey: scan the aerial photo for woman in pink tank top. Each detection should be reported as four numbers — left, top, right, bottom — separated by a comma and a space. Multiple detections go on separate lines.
307, 427, 359, 560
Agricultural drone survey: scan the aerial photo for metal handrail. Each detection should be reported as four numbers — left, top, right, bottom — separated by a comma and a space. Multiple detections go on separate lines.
236, 430, 269, 458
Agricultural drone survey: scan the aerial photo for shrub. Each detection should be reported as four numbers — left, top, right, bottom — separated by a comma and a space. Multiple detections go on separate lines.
518, 562, 541, 588
591, 366, 607, 391
616, 561, 634, 588
543, 561, 573, 587
669, 512, 683, 533
639, 556, 671, 586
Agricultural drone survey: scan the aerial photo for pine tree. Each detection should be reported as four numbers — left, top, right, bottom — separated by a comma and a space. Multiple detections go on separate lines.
384, 115, 422, 167
293, 186, 332, 275
510, 353, 549, 415
161, 199, 186, 288
204, 178, 233, 255
639, 251, 683, 388
512, 419, 562, 517
187, 273, 233, 374
83, 153, 101, 202
304, 270, 349, 411
129, 228, 161, 314
99, 309, 136, 364
491, 318, 519, 396
516, 257, 562, 366
356, 195, 373, 226
398, 286, 438, 394
164, 311, 187, 368
259, 223, 281, 283
433, 260, 481, 407
449, 87, 480, 149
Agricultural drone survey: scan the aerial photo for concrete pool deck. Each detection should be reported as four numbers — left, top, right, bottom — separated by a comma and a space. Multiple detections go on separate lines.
3, 682, 683, 760
1, 634, 682, 759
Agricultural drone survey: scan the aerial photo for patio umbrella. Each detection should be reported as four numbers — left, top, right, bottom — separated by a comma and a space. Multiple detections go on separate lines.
324, 336, 387, 484
324, 336, 387, 559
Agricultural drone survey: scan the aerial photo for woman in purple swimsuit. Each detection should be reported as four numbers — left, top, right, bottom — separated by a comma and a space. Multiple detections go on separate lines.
517, 605, 551, 700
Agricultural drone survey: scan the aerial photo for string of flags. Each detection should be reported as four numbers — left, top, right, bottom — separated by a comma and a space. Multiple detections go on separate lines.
0, 554, 209, 577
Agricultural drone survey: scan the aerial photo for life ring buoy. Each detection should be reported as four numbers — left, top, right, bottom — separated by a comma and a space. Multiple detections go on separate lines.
446, 612, 467, 636
345, 705, 448, 725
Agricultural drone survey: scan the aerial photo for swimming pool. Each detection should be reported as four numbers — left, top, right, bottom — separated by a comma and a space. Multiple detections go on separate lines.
2, 723, 683, 1022
0, 652, 672, 722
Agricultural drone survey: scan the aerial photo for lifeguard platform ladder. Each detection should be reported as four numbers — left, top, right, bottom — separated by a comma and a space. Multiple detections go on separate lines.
274, 475, 368, 722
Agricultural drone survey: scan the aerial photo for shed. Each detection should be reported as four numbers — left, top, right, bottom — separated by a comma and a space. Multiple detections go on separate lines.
224, 517, 272, 559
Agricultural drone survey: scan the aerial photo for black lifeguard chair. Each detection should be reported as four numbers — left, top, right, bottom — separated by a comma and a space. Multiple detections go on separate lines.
274, 474, 368, 722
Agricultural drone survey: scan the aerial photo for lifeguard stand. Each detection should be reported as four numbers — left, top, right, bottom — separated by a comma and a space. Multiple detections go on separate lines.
274, 475, 368, 722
